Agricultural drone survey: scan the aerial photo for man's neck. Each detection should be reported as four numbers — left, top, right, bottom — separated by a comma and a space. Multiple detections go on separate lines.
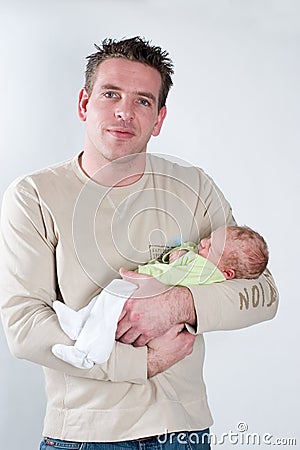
79, 151, 146, 187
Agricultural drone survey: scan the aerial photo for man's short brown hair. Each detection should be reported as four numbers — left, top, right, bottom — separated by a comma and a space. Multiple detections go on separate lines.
84, 36, 174, 110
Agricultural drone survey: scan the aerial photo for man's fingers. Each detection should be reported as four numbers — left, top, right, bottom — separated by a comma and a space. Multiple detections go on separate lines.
132, 334, 151, 347
118, 329, 142, 345
116, 314, 152, 345
177, 330, 196, 355
164, 323, 186, 338
134, 325, 186, 347
119, 267, 166, 298
119, 267, 152, 281
115, 317, 131, 340
117, 309, 126, 321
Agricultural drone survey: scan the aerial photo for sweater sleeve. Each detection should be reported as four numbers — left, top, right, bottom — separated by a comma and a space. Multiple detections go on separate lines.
0, 180, 147, 384
188, 269, 278, 333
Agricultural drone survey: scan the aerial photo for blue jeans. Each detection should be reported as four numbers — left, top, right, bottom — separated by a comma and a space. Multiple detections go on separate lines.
40, 430, 211, 450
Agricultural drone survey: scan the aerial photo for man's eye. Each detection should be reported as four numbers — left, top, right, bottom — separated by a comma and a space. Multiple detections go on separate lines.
104, 92, 117, 99
138, 98, 150, 106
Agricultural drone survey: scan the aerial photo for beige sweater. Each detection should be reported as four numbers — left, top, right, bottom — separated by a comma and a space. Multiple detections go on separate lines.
0, 154, 278, 442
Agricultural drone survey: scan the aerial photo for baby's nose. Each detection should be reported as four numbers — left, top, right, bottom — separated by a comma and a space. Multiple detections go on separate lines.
200, 238, 207, 248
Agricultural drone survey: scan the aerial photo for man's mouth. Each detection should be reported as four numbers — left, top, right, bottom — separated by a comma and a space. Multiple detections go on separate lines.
107, 128, 135, 139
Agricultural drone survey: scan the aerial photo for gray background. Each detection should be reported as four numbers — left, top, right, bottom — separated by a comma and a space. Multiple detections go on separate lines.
0, 0, 299, 448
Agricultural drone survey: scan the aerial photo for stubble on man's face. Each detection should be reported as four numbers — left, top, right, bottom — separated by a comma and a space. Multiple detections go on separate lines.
80, 58, 166, 171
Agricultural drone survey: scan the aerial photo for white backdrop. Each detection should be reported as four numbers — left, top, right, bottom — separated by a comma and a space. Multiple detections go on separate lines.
0, 1, 299, 449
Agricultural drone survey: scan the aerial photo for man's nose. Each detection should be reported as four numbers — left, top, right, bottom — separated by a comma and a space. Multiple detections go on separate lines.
114, 98, 135, 122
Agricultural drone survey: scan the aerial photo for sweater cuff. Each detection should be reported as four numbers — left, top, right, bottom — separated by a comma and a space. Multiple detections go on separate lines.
104, 342, 148, 384
187, 285, 222, 334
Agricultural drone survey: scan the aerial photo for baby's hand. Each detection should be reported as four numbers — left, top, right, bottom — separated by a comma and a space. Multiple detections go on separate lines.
169, 249, 188, 264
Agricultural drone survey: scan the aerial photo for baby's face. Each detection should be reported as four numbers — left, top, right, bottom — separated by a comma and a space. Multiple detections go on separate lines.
198, 227, 227, 268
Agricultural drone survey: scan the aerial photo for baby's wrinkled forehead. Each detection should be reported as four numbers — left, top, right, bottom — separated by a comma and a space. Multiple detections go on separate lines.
211, 226, 227, 242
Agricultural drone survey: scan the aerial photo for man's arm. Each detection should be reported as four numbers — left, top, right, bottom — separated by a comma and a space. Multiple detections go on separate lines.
116, 266, 278, 346
116, 166, 278, 344
147, 324, 195, 377
116, 269, 196, 346
0, 180, 191, 383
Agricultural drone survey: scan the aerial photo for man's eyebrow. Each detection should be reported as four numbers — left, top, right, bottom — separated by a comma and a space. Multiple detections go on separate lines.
101, 84, 121, 91
136, 91, 157, 103
100, 84, 157, 103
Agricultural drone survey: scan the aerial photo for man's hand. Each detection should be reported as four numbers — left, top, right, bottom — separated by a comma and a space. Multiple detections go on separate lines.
147, 324, 196, 377
115, 268, 196, 346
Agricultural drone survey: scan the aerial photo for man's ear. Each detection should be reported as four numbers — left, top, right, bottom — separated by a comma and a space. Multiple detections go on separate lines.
222, 268, 235, 280
78, 88, 89, 122
152, 106, 167, 137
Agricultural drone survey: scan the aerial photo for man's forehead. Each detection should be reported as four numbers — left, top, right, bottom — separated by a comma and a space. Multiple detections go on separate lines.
94, 58, 162, 89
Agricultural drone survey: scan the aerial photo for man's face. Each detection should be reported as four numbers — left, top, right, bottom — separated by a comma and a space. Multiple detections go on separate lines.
78, 58, 167, 166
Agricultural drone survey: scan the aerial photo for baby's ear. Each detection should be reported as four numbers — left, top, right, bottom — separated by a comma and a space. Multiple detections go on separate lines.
222, 268, 235, 280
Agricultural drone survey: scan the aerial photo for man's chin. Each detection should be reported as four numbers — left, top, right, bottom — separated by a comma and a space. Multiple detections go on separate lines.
103, 150, 146, 165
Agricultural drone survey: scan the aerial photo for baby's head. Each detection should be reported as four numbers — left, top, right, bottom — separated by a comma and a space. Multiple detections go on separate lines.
198, 225, 269, 280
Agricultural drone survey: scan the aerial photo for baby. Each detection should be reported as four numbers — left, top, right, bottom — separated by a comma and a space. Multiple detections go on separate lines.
52, 225, 268, 369
136, 225, 268, 285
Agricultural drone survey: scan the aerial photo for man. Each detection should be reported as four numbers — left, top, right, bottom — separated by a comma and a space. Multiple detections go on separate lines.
0, 37, 278, 449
